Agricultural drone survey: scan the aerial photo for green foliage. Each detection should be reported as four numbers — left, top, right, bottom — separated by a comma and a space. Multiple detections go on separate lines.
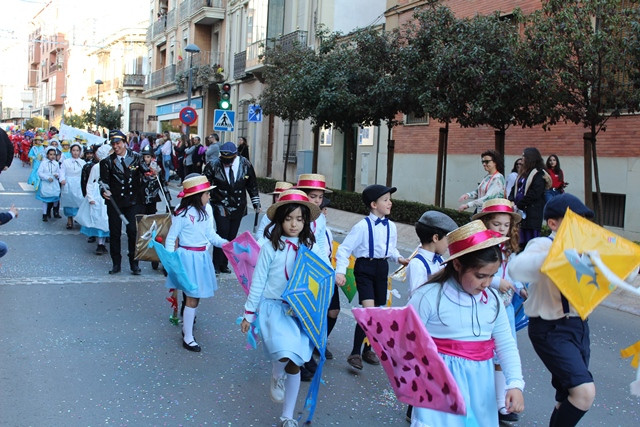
84, 98, 122, 130
25, 117, 49, 130
256, 176, 471, 226
62, 113, 87, 129
175, 65, 224, 94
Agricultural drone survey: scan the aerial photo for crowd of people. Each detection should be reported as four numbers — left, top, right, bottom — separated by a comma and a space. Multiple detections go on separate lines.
0, 129, 605, 426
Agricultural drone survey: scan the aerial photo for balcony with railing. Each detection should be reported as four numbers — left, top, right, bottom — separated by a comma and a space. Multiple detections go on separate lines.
176, 50, 224, 74
144, 64, 177, 93
189, 0, 225, 25
123, 74, 146, 88
166, 8, 176, 29
245, 40, 265, 72
278, 30, 308, 52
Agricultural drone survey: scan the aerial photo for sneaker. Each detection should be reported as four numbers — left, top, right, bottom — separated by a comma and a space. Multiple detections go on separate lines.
498, 411, 518, 422
279, 417, 298, 427
270, 375, 286, 403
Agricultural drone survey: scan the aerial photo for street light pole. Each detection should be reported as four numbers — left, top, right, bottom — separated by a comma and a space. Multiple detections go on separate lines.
95, 79, 103, 133
184, 43, 200, 137
60, 93, 66, 125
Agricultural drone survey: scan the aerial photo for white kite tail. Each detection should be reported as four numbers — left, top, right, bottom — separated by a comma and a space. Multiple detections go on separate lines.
586, 251, 640, 296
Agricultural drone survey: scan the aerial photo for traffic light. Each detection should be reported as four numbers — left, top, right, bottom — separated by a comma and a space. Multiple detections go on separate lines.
219, 82, 231, 110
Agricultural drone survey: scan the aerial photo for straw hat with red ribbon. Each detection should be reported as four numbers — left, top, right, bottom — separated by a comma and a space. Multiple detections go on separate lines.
444, 220, 509, 263
295, 173, 333, 193
178, 175, 215, 198
266, 189, 321, 221
471, 198, 522, 223
268, 181, 294, 195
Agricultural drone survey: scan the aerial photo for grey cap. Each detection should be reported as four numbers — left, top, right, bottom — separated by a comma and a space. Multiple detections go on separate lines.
417, 211, 458, 233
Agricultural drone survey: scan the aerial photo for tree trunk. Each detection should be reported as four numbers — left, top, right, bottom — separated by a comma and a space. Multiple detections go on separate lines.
494, 129, 505, 175
385, 122, 395, 187
591, 127, 604, 225
583, 132, 594, 212
266, 115, 274, 177
312, 127, 320, 173
435, 124, 449, 207
283, 118, 293, 182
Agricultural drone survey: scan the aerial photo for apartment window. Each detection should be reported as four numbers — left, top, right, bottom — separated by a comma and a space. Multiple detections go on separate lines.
592, 192, 626, 228
320, 127, 332, 146
404, 112, 429, 125
358, 126, 374, 146
282, 120, 298, 163
129, 103, 145, 132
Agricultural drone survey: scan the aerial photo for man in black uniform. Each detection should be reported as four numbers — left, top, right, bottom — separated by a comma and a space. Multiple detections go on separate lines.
99, 130, 143, 275
203, 142, 260, 274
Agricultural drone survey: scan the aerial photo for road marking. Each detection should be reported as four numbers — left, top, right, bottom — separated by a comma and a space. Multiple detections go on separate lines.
0, 183, 4, 191
18, 182, 35, 191
0, 192, 34, 196
1, 230, 83, 236
0, 275, 162, 286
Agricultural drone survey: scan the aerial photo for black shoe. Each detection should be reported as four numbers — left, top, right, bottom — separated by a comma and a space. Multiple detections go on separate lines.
42, 214, 48, 222
109, 265, 121, 274
131, 267, 141, 275
53, 210, 61, 219
300, 365, 314, 382
305, 358, 318, 374
314, 346, 334, 360
220, 266, 232, 274
87, 236, 96, 243
95, 245, 104, 255
151, 261, 159, 270
406, 405, 413, 422
498, 411, 518, 422
182, 340, 201, 352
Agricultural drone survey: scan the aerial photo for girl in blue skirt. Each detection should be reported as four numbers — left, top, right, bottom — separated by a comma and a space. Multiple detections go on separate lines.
240, 189, 323, 427
165, 174, 227, 352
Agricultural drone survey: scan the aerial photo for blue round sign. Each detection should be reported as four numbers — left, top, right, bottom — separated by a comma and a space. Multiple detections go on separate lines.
179, 107, 197, 126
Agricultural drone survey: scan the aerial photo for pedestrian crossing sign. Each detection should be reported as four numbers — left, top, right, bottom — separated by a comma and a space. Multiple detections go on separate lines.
213, 109, 235, 132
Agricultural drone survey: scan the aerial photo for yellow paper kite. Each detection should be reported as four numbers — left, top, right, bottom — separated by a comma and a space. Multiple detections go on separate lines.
331, 240, 357, 302
541, 208, 640, 319
620, 341, 640, 396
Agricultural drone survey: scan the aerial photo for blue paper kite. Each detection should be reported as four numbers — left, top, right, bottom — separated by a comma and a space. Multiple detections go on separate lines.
512, 291, 529, 331
282, 245, 334, 424
148, 231, 197, 294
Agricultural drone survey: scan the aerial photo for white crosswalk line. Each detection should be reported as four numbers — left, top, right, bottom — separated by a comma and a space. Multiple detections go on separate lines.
0, 183, 4, 191
18, 182, 35, 192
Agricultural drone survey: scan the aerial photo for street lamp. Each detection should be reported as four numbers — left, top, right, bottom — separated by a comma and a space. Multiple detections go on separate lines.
60, 93, 66, 125
184, 43, 200, 137
95, 79, 103, 132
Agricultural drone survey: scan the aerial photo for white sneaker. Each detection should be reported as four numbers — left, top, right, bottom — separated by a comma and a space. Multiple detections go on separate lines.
270, 375, 286, 403
279, 417, 298, 427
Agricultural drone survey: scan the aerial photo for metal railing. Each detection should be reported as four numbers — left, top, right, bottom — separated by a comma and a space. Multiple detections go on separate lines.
145, 64, 177, 91
246, 40, 264, 69
278, 30, 308, 51
176, 50, 225, 74
123, 74, 145, 87
166, 8, 176, 28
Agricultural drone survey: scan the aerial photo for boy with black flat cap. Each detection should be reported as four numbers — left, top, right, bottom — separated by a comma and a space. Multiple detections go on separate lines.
336, 184, 408, 370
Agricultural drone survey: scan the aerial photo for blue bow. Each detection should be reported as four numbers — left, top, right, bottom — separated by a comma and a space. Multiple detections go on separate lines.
433, 253, 444, 264
375, 217, 389, 226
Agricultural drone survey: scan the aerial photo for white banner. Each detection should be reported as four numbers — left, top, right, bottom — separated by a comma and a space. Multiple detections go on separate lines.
59, 124, 107, 147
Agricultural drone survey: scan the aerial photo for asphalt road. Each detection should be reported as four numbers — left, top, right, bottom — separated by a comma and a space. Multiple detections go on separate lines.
1, 162, 639, 426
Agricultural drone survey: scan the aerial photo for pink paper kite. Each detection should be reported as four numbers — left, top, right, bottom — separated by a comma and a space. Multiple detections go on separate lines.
222, 231, 261, 296
352, 305, 466, 415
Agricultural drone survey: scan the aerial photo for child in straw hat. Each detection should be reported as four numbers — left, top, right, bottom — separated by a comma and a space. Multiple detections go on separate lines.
255, 181, 293, 245
240, 189, 324, 427
408, 220, 524, 427
472, 198, 527, 422
165, 174, 228, 353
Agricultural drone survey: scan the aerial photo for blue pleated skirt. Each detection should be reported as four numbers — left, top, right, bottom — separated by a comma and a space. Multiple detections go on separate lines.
258, 298, 313, 367
165, 247, 217, 298
411, 354, 497, 427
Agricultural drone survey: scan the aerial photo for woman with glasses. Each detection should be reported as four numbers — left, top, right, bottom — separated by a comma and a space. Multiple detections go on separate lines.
458, 149, 506, 212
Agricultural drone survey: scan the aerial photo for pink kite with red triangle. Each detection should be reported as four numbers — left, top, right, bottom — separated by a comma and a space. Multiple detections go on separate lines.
352, 305, 466, 415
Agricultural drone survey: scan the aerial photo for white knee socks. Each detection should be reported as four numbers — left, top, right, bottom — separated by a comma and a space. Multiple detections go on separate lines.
495, 369, 508, 414
281, 372, 301, 419
183, 306, 196, 343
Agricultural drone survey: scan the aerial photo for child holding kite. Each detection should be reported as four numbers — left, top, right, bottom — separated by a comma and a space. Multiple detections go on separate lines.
240, 189, 323, 427
507, 194, 595, 426
408, 220, 525, 426
165, 174, 228, 353
335, 184, 408, 370
472, 198, 527, 422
